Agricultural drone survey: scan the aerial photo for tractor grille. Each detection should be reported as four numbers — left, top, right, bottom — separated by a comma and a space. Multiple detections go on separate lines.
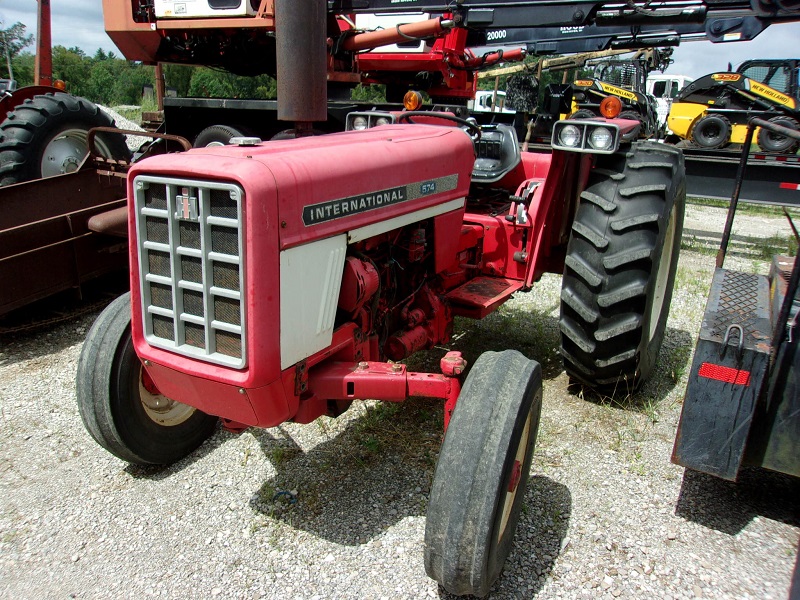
133, 176, 246, 368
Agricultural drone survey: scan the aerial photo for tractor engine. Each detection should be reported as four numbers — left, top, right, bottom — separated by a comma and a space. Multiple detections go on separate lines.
126, 124, 475, 429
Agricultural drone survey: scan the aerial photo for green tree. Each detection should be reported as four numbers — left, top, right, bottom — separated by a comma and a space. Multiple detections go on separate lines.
52, 46, 92, 97
10, 51, 34, 87
1, 22, 33, 80
187, 68, 278, 99
164, 64, 194, 97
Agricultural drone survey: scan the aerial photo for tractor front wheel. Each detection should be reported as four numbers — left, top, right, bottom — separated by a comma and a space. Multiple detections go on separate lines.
76, 293, 217, 465
0, 92, 130, 186
559, 142, 685, 394
425, 350, 543, 597
757, 115, 800, 154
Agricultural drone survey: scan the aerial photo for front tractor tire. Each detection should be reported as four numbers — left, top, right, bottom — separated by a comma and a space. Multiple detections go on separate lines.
0, 92, 130, 186
76, 293, 217, 465
425, 351, 543, 597
560, 142, 685, 394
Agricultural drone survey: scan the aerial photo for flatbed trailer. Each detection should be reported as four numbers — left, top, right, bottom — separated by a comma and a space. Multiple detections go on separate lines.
683, 147, 800, 206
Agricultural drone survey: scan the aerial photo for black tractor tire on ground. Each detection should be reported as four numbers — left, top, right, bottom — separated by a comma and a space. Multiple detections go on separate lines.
559, 141, 685, 394
193, 124, 249, 147
569, 109, 597, 119
690, 114, 731, 149
0, 92, 130, 186
425, 350, 543, 597
757, 115, 800, 154
76, 293, 217, 465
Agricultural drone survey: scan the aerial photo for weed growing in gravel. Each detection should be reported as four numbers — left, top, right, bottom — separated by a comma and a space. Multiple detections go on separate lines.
270, 446, 301, 467
680, 234, 717, 256
757, 233, 798, 261
674, 265, 712, 299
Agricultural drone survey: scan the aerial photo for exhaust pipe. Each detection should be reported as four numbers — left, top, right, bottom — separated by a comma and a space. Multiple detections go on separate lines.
275, 0, 327, 126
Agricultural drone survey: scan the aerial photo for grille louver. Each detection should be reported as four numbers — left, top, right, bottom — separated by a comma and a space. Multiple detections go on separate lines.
134, 176, 246, 368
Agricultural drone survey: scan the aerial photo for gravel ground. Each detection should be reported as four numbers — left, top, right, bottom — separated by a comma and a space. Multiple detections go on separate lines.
0, 205, 798, 600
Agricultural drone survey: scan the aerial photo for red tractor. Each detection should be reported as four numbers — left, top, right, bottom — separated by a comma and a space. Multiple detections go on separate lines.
74, 0, 781, 595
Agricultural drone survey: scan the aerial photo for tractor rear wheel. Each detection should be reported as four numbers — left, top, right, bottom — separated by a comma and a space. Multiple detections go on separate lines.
757, 115, 800, 154
691, 114, 731, 149
425, 350, 542, 597
0, 92, 130, 186
76, 293, 217, 465
559, 142, 685, 394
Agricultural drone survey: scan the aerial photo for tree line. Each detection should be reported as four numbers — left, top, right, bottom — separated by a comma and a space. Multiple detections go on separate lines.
2, 23, 277, 107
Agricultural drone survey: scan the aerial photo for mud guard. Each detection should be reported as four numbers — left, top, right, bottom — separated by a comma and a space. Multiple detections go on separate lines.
671, 268, 771, 480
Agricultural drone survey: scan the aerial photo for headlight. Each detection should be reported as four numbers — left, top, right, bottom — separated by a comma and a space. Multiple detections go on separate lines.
551, 120, 620, 154
589, 127, 613, 150
346, 112, 396, 131
558, 124, 582, 148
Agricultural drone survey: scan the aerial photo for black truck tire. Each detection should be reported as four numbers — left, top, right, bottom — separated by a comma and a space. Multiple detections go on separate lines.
560, 142, 685, 393
425, 350, 543, 597
193, 124, 248, 147
0, 92, 130, 186
757, 115, 800, 154
76, 293, 217, 465
569, 109, 597, 119
691, 114, 731, 149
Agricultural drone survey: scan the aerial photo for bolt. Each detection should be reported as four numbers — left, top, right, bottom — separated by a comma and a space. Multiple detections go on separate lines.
143, 360, 151, 366
238, 388, 246, 394
392, 364, 402, 373
358, 361, 369, 371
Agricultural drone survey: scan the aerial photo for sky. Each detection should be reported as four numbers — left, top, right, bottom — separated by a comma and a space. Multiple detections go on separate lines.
2, 0, 799, 79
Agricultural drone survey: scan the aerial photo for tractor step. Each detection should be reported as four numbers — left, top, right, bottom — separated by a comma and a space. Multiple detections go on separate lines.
446, 276, 523, 319
672, 267, 772, 480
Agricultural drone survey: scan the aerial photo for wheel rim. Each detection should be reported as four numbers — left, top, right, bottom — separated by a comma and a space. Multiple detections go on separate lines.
648, 207, 677, 342
138, 367, 197, 426
497, 407, 533, 542
40, 128, 116, 178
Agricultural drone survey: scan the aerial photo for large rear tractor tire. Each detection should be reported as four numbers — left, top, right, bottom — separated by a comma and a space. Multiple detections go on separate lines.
757, 115, 800, 154
425, 350, 543, 597
0, 92, 130, 186
690, 114, 731, 149
76, 293, 217, 465
560, 142, 685, 394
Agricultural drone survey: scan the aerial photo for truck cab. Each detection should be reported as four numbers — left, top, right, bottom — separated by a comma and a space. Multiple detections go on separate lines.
647, 74, 693, 135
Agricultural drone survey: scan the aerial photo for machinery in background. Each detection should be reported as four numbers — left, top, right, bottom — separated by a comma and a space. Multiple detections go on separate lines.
667, 58, 800, 152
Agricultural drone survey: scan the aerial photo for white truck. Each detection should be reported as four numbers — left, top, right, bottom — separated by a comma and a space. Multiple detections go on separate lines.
646, 73, 693, 136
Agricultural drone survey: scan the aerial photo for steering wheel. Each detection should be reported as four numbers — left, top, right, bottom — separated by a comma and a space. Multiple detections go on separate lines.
396, 111, 481, 140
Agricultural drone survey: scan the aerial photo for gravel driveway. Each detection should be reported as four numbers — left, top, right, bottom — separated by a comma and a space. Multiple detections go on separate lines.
0, 205, 798, 600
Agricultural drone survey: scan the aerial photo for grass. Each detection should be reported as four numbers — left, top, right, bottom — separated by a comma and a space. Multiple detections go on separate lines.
757, 232, 799, 260
688, 196, 800, 219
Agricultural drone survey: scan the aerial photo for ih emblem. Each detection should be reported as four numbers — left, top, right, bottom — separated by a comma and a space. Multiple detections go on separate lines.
175, 187, 198, 221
